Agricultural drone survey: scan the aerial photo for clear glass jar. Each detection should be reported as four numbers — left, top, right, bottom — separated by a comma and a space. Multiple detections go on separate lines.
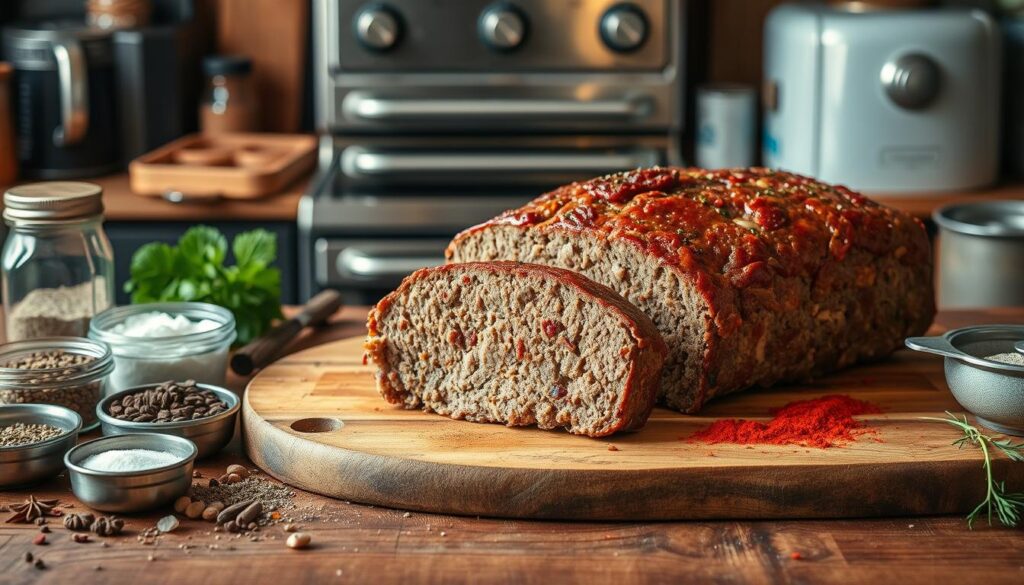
200, 55, 258, 134
86, 0, 152, 30
88, 302, 237, 393
0, 337, 115, 431
2, 182, 115, 342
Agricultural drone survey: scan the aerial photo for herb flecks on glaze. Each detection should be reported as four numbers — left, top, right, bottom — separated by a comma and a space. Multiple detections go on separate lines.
490, 167, 928, 290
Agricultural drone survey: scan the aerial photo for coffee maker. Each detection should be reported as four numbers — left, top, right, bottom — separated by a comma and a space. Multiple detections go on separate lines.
3, 21, 120, 178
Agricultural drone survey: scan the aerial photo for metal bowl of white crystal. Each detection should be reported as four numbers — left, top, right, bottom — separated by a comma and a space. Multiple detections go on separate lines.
64, 433, 197, 513
0, 403, 82, 488
906, 325, 1024, 435
96, 383, 239, 459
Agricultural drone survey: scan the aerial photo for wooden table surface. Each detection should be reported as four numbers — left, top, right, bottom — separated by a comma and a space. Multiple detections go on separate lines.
2, 306, 1024, 584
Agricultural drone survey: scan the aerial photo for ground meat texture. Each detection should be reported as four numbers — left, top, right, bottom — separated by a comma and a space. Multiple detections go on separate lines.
447, 167, 935, 413
364, 262, 667, 437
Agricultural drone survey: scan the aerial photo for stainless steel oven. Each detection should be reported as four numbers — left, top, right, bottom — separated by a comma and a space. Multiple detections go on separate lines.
301, 0, 688, 303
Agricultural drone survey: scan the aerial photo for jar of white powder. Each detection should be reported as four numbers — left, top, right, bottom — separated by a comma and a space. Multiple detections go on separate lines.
2, 182, 114, 341
88, 303, 236, 393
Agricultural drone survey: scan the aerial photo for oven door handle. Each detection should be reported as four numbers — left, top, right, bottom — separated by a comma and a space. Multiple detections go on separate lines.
343, 93, 652, 122
342, 147, 660, 177
337, 247, 444, 278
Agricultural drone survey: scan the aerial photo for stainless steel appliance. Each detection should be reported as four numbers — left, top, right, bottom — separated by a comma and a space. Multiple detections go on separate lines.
3, 22, 120, 178
762, 4, 1000, 193
934, 201, 1024, 308
112, 26, 187, 165
302, 0, 687, 303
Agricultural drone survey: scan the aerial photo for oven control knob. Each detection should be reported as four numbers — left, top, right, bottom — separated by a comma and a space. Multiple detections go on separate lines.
881, 53, 942, 110
354, 5, 403, 52
478, 4, 528, 51
600, 3, 648, 53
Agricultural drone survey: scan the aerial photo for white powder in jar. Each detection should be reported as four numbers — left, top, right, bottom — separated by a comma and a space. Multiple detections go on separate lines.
104, 311, 230, 393
111, 312, 219, 337
81, 448, 182, 472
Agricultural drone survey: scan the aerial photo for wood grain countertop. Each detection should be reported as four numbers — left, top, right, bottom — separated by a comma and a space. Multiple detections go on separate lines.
3, 173, 310, 223
871, 182, 1024, 220
7, 172, 1020, 223
1, 306, 1024, 584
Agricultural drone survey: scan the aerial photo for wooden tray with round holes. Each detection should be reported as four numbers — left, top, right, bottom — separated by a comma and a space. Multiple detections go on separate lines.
129, 132, 315, 199
241, 336, 1022, 520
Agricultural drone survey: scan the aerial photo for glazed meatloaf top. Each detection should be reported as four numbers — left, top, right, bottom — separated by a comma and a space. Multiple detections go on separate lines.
451, 167, 932, 342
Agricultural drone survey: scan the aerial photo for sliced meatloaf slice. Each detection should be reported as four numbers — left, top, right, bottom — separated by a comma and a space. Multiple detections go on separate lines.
447, 167, 935, 413
365, 261, 668, 437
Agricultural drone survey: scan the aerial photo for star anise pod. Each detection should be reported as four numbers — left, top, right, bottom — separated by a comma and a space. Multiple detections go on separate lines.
5, 496, 60, 524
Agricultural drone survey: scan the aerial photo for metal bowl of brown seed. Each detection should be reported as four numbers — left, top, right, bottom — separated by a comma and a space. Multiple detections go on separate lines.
96, 380, 239, 458
0, 403, 82, 488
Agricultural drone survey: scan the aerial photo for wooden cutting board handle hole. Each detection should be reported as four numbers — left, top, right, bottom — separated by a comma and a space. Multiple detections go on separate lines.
290, 418, 344, 433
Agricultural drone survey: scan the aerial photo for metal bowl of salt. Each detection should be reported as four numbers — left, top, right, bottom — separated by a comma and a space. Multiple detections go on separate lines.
906, 325, 1024, 435
64, 433, 197, 513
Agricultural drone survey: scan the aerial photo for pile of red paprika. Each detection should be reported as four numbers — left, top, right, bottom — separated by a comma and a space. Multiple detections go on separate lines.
689, 394, 881, 448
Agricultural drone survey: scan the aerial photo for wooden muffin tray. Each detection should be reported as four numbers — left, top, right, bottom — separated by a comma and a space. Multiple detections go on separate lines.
129, 133, 316, 200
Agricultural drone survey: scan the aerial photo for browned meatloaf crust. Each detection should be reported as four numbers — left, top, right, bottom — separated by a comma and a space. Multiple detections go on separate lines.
365, 261, 668, 437
447, 167, 935, 413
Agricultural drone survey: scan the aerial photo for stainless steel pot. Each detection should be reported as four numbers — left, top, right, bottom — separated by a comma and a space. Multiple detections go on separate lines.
934, 201, 1024, 307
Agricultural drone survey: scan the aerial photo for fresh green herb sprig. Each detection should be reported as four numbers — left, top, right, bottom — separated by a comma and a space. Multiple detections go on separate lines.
921, 412, 1024, 528
124, 226, 283, 345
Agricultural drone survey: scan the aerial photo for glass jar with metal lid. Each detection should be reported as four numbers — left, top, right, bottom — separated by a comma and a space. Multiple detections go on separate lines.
0, 336, 114, 431
2, 182, 115, 341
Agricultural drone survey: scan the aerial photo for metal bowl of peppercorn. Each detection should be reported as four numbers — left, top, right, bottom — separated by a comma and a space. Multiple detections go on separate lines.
0, 403, 82, 488
96, 380, 239, 458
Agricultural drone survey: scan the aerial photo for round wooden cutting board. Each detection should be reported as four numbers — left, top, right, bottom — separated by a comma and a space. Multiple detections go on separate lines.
242, 336, 1019, 520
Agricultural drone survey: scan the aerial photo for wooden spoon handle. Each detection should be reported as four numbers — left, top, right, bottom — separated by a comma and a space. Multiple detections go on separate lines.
231, 290, 344, 376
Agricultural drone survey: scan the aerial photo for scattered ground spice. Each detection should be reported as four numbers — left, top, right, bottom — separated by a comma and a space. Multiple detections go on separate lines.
688, 395, 882, 448
189, 475, 296, 527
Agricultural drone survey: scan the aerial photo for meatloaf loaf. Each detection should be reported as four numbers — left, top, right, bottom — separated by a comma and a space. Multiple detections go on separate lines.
447, 167, 935, 413
364, 261, 667, 437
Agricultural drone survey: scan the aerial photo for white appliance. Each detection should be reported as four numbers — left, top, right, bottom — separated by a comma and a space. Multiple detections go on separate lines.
762, 4, 1000, 193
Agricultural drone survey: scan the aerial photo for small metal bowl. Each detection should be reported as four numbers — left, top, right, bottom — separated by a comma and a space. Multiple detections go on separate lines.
0, 404, 82, 488
907, 325, 1024, 435
64, 433, 197, 513
96, 383, 239, 459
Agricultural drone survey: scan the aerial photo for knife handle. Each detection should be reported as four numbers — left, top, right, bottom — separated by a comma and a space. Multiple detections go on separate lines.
230, 289, 344, 376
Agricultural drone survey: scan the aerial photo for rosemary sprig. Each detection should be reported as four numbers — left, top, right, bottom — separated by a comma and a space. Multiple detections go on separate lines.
921, 412, 1024, 528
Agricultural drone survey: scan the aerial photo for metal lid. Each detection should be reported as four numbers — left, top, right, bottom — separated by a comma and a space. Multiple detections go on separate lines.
202, 54, 252, 77
934, 200, 1024, 238
3, 21, 112, 44
4, 182, 104, 222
